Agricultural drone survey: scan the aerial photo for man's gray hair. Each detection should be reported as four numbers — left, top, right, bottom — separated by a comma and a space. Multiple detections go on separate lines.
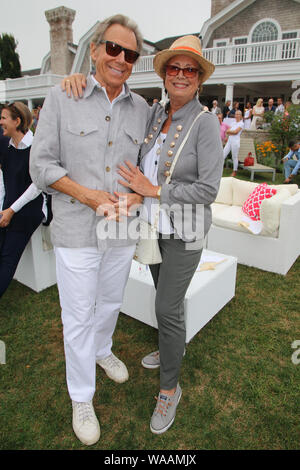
91, 14, 143, 54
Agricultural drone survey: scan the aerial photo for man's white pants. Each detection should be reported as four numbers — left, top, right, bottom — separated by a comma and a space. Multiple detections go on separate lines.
223, 139, 240, 171
55, 244, 136, 402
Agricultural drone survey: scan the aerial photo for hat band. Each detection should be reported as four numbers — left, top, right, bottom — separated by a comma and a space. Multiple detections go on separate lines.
172, 45, 203, 57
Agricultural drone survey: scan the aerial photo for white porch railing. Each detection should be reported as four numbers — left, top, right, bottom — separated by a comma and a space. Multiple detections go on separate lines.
133, 38, 300, 73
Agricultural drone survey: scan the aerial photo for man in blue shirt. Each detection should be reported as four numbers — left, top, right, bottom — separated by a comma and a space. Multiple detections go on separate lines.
265, 98, 276, 113
283, 141, 300, 183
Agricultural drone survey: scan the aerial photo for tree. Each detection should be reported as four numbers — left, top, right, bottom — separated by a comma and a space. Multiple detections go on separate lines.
0, 33, 21, 79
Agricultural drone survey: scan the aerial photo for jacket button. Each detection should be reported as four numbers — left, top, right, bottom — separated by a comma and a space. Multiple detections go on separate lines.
108, 141, 113, 146
105, 116, 111, 121
167, 150, 173, 157
70, 198, 76, 204
164, 170, 170, 177
80, 131, 84, 136
165, 161, 171, 167
106, 166, 111, 172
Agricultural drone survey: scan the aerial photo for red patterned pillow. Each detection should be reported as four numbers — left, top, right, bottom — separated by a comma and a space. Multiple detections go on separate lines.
242, 183, 277, 221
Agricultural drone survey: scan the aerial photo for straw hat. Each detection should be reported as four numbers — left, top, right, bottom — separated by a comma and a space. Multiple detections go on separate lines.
153, 35, 215, 83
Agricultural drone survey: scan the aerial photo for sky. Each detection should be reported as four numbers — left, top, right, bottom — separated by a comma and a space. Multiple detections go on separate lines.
0, 0, 211, 71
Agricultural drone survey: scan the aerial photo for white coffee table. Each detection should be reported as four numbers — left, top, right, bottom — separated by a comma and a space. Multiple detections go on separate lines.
121, 249, 237, 343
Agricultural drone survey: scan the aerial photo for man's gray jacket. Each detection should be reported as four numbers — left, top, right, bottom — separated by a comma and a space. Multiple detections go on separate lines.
30, 76, 150, 248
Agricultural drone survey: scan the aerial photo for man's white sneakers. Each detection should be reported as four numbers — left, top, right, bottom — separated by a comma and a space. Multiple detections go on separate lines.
72, 401, 100, 446
97, 353, 129, 383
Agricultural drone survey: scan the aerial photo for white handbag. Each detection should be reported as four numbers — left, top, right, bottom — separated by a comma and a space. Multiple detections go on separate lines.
134, 110, 207, 265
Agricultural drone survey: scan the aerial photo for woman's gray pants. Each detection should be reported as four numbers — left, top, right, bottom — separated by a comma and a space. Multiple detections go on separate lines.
149, 235, 202, 390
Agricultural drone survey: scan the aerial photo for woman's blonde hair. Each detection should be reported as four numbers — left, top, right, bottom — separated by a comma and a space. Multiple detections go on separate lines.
256, 98, 263, 106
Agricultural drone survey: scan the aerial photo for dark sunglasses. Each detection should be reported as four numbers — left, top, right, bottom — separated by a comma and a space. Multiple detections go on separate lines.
99, 40, 140, 64
165, 65, 200, 78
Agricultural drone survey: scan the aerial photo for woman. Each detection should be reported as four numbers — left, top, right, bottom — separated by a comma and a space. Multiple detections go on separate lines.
0, 102, 44, 297
62, 35, 223, 435
118, 36, 223, 434
243, 101, 252, 129
250, 98, 264, 130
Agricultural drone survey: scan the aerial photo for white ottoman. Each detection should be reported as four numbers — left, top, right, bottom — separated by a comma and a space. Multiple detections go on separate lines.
121, 249, 237, 343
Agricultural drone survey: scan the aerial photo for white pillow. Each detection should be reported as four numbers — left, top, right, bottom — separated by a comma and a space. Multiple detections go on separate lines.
232, 178, 258, 206
269, 184, 298, 197
215, 177, 233, 205
260, 188, 291, 233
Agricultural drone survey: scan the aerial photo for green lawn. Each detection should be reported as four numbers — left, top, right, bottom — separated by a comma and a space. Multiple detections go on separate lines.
0, 169, 299, 450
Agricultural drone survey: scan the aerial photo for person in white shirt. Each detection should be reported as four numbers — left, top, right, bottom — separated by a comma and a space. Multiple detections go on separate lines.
275, 97, 285, 115
223, 110, 244, 176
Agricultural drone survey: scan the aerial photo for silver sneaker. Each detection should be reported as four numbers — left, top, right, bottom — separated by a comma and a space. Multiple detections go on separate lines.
97, 353, 129, 383
142, 349, 185, 369
141, 350, 160, 369
150, 384, 182, 435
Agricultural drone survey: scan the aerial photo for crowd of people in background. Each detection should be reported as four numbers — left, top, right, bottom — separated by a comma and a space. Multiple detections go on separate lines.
208, 96, 297, 178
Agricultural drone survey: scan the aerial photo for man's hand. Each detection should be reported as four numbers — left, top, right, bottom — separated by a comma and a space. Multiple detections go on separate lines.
0, 208, 15, 228
50, 177, 118, 214
61, 73, 87, 99
113, 192, 143, 216
82, 188, 118, 213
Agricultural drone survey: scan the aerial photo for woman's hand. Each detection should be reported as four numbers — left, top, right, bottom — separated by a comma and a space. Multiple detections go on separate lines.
118, 161, 159, 198
0, 208, 14, 228
61, 73, 87, 99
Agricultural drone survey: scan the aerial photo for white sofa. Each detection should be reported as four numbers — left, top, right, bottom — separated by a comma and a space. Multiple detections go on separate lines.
206, 177, 300, 275
13, 225, 57, 292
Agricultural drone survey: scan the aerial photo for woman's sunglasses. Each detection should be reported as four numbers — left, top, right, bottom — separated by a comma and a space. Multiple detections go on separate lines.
165, 65, 200, 78
99, 40, 140, 64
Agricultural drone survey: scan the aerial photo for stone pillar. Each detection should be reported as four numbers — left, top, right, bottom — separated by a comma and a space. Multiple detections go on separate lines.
225, 83, 234, 106
45, 6, 76, 75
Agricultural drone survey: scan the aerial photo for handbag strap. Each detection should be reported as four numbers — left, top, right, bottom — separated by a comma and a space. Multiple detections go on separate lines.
165, 109, 207, 184
152, 109, 207, 231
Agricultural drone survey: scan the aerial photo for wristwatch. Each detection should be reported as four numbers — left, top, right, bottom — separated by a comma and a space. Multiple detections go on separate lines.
156, 186, 162, 200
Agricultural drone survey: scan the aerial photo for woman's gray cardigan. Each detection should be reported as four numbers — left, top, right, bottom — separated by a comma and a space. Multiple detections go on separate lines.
139, 97, 224, 248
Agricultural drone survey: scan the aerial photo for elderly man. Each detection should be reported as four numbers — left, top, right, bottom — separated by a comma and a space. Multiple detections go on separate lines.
30, 14, 149, 446
223, 110, 244, 176
211, 100, 221, 115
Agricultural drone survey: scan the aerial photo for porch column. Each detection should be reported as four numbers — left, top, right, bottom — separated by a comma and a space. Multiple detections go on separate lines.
27, 99, 33, 111
160, 86, 168, 102
225, 83, 234, 105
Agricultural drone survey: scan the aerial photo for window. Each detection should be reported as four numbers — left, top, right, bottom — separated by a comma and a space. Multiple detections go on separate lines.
252, 21, 278, 42
282, 32, 297, 39
234, 38, 247, 45
216, 41, 227, 47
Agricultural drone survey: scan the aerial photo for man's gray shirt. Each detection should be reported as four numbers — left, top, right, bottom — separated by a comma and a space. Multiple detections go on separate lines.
30, 75, 150, 248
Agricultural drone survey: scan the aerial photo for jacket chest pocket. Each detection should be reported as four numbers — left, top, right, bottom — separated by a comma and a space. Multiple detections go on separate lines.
122, 128, 145, 164
66, 123, 98, 138
65, 124, 100, 165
